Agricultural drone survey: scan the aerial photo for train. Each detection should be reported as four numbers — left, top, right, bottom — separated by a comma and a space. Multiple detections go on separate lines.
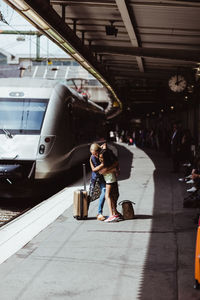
0, 78, 106, 186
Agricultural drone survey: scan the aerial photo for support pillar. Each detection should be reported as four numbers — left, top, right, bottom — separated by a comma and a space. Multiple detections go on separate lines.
73, 19, 77, 34
36, 34, 41, 60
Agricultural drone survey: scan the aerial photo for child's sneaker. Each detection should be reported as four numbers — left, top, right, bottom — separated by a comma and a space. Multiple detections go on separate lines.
114, 213, 124, 221
104, 215, 119, 222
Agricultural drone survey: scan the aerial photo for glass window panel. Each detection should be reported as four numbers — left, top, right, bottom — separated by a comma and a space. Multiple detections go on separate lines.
0, 98, 48, 134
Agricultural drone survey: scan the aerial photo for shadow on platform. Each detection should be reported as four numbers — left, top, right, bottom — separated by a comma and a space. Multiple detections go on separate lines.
116, 144, 134, 181
136, 148, 198, 299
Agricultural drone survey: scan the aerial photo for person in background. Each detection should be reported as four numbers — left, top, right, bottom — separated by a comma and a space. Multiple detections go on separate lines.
171, 122, 182, 173
180, 129, 192, 165
186, 157, 200, 193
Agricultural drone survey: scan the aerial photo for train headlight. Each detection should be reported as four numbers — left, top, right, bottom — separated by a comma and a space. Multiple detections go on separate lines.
39, 144, 45, 154
45, 137, 51, 143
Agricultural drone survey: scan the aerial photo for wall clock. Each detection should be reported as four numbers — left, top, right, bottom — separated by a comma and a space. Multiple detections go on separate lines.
168, 74, 187, 92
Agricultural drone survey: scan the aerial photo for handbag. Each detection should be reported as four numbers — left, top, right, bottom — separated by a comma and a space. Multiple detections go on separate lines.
89, 178, 101, 202
118, 200, 135, 220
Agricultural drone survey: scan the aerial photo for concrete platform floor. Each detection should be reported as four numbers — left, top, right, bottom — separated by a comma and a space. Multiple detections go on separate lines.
0, 143, 199, 300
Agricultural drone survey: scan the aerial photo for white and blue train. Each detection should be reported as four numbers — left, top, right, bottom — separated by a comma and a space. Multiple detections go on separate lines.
0, 78, 105, 184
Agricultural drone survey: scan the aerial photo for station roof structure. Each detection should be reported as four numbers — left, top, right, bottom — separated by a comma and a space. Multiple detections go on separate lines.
3, 0, 200, 118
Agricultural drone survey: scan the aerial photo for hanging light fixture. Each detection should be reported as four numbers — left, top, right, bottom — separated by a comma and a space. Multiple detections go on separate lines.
105, 21, 118, 37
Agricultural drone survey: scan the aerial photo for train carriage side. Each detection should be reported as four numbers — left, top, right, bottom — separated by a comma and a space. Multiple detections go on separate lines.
36, 82, 105, 180
0, 78, 105, 184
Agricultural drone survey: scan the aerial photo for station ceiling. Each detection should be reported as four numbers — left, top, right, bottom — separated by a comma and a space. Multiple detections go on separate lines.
4, 0, 200, 118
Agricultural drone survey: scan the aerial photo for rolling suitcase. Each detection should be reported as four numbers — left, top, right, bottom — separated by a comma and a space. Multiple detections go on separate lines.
73, 164, 88, 220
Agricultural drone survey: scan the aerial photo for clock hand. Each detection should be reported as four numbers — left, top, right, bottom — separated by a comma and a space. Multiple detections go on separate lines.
176, 80, 184, 85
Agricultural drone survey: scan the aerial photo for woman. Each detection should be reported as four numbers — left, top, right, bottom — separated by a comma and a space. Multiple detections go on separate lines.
89, 143, 106, 221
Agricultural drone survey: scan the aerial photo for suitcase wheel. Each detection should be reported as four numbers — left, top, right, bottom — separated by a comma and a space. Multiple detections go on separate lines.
73, 216, 87, 220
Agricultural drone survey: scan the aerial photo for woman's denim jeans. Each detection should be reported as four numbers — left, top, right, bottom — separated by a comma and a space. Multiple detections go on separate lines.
98, 181, 106, 214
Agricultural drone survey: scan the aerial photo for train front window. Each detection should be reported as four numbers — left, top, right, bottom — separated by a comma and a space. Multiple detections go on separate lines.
0, 98, 48, 134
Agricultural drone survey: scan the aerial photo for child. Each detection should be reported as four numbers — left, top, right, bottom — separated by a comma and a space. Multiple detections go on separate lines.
98, 149, 122, 222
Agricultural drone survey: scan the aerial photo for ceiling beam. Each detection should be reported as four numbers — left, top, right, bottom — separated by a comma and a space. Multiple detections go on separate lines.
91, 45, 200, 62
114, 72, 172, 79
51, 0, 115, 6
115, 0, 144, 72
129, 1, 200, 8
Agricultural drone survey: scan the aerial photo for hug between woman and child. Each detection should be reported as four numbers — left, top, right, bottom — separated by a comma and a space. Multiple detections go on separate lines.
89, 142, 123, 222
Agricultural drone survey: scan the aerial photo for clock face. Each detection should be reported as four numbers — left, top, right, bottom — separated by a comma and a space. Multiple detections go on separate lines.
168, 74, 187, 92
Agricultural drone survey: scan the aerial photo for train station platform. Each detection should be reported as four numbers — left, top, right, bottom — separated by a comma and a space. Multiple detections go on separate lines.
0, 143, 199, 300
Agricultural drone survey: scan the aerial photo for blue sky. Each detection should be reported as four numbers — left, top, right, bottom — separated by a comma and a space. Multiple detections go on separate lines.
0, 0, 69, 58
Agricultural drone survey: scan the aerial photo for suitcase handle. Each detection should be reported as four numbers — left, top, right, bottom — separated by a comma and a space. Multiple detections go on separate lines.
83, 163, 86, 190
118, 200, 135, 206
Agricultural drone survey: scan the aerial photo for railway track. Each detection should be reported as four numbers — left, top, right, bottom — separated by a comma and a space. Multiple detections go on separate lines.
0, 163, 88, 228
0, 207, 31, 227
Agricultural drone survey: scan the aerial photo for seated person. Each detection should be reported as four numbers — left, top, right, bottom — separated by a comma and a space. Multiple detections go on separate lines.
187, 158, 200, 192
